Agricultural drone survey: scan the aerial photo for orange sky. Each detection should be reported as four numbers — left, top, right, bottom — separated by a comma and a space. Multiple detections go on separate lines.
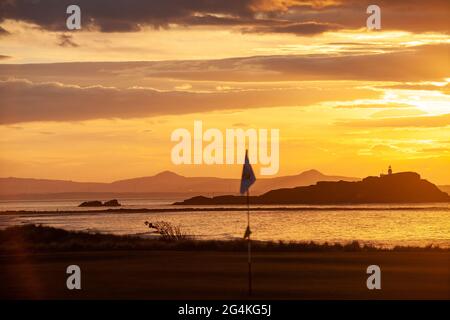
0, 0, 449, 184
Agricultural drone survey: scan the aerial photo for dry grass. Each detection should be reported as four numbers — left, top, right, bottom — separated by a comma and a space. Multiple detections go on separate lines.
144, 220, 192, 240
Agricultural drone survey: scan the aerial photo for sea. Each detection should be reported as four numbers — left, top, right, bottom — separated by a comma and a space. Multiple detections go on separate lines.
0, 198, 449, 248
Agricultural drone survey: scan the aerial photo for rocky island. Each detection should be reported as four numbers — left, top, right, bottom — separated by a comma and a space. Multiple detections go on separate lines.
175, 171, 450, 205
79, 199, 121, 207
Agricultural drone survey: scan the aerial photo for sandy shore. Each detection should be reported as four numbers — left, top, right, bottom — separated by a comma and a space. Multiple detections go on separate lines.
0, 250, 448, 299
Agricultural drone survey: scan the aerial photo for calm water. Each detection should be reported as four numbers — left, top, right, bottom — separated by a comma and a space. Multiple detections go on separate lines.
0, 199, 449, 248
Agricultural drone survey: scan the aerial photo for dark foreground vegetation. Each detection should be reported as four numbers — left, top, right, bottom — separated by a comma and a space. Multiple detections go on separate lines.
0, 224, 446, 253
1, 225, 448, 299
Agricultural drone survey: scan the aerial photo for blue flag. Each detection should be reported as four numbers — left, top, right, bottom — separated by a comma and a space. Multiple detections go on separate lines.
240, 150, 256, 194
243, 225, 252, 239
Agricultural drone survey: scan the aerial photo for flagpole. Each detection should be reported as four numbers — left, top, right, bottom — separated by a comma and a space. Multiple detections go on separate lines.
241, 149, 255, 297
247, 189, 252, 296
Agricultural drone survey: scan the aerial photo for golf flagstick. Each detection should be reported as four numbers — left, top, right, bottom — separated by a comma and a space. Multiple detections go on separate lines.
247, 189, 252, 296
240, 149, 256, 296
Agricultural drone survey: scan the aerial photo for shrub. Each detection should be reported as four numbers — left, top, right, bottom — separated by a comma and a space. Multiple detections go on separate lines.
145, 221, 192, 241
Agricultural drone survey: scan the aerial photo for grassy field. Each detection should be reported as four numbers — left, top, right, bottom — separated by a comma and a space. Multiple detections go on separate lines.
1, 250, 449, 299
0, 225, 448, 299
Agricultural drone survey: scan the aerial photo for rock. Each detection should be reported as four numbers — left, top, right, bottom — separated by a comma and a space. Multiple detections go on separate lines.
78, 199, 121, 207
79, 200, 103, 207
103, 199, 121, 207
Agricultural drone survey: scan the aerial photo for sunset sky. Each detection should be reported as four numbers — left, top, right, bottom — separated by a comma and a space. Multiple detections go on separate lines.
0, 0, 449, 184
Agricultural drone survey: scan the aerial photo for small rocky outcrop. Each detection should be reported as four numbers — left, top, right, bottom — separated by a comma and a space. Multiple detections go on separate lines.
79, 199, 121, 207
103, 199, 121, 207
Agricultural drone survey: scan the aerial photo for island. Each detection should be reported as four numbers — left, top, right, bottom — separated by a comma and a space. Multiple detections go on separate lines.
175, 171, 450, 205
78, 199, 121, 207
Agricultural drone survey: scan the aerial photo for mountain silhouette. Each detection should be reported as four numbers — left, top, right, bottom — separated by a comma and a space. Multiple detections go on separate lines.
175, 172, 450, 205
439, 185, 450, 195
0, 170, 358, 199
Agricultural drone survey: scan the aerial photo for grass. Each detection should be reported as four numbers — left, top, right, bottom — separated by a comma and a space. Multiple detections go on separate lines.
0, 224, 446, 253
144, 220, 192, 240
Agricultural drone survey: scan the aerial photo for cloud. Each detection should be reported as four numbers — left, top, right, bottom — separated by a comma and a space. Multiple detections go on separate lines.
0, 55, 11, 60
421, 147, 449, 153
335, 103, 414, 109
338, 113, 450, 128
0, 0, 263, 32
127, 44, 449, 82
376, 83, 450, 94
248, 44, 449, 82
174, 83, 192, 91
0, 26, 9, 35
1, 0, 448, 34
0, 43, 447, 83
242, 21, 341, 36
57, 34, 79, 47
369, 108, 427, 118
282, 0, 450, 33
370, 144, 401, 153
0, 78, 378, 124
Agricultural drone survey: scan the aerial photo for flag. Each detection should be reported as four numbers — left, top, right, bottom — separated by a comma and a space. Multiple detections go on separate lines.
243, 225, 252, 239
240, 150, 256, 194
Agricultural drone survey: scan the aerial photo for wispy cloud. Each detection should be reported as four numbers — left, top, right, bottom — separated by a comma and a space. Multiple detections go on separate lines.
338, 113, 450, 128
0, 78, 377, 124
2, 43, 445, 82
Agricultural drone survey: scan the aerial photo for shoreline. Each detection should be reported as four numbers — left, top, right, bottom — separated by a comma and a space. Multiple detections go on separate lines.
1, 204, 449, 215
1, 224, 448, 252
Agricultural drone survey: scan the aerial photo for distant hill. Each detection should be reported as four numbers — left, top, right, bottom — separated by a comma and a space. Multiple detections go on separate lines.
439, 185, 450, 195
0, 170, 358, 199
176, 172, 450, 205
